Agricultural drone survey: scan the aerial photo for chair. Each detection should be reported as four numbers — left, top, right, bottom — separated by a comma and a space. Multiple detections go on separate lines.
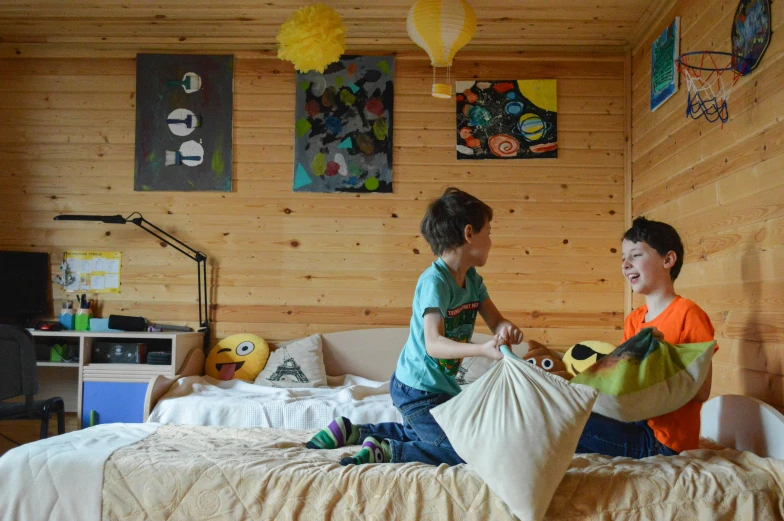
0, 325, 65, 439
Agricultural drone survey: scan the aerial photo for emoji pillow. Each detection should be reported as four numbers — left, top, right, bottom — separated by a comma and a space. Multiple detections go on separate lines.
205, 333, 270, 381
563, 340, 616, 376
568, 328, 716, 422
522, 340, 572, 380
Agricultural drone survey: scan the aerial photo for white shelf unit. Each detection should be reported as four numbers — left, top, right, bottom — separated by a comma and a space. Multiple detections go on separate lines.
31, 330, 204, 427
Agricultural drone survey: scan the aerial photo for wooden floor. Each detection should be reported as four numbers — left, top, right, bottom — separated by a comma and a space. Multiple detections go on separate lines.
0, 413, 79, 457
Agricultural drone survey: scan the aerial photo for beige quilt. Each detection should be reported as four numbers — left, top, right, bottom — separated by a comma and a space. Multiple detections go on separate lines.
103, 425, 784, 521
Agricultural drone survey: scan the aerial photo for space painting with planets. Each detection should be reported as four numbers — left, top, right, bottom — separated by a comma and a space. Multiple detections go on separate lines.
456, 80, 557, 160
293, 55, 394, 193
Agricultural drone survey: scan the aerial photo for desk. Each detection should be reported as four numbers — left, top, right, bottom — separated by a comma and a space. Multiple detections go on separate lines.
30, 330, 203, 428
34, 361, 80, 414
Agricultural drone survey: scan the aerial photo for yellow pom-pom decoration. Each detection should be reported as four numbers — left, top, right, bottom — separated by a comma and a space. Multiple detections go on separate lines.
276, 3, 346, 73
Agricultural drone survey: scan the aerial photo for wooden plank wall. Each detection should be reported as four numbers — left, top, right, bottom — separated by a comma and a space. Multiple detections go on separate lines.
0, 50, 627, 350
631, 0, 783, 407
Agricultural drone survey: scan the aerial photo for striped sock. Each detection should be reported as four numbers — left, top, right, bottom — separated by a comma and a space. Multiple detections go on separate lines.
339, 437, 391, 466
306, 416, 360, 450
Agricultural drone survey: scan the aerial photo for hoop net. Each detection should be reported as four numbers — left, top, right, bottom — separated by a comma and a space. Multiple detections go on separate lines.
676, 52, 745, 125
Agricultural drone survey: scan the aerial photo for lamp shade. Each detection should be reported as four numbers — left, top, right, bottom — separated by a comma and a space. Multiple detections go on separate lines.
406, 0, 477, 68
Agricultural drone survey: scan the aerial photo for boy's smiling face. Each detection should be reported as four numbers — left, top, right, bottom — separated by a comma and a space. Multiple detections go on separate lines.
621, 239, 675, 295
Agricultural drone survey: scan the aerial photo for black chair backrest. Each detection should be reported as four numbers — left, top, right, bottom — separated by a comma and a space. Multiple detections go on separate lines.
0, 325, 38, 404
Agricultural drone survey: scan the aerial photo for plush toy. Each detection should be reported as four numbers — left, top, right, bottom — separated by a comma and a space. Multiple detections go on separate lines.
562, 340, 616, 376
522, 340, 573, 380
205, 333, 270, 381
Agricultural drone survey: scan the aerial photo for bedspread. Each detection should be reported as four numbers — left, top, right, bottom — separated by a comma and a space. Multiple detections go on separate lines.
103, 425, 784, 521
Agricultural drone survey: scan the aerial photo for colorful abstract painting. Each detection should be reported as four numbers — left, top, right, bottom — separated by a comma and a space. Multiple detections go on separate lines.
293, 56, 394, 193
650, 18, 679, 112
134, 54, 233, 192
455, 80, 557, 160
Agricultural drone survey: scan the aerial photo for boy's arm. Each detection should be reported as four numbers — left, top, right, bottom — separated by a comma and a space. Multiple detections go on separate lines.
423, 310, 502, 360
478, 298, 524, 345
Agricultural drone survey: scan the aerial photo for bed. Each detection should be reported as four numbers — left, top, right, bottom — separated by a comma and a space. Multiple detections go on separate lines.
1, 328, 783, 521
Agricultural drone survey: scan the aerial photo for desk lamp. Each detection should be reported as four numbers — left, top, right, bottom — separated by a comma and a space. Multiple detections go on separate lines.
53, 212, 210, 351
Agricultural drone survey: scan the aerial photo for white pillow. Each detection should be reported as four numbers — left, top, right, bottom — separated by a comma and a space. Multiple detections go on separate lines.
456, 342, 530, 385
254, 334, 328, 388
455, 356, 497, 385
431, 354, 598, 521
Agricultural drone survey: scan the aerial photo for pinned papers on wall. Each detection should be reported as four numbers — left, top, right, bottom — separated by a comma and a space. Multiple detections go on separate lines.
63, 251, 121, 293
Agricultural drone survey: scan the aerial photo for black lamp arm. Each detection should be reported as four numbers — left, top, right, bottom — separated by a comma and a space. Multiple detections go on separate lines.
125, 214, 210, 342
54, 211, 210, 350
126, 213, 206, 263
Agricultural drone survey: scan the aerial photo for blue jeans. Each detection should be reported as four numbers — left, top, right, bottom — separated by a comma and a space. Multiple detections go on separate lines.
356, 373, 464, 466
576, 412, 679, 459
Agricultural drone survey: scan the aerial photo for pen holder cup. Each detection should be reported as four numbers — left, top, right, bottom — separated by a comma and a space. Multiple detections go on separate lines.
74, 312, 92, 331
59, 312, 74, 330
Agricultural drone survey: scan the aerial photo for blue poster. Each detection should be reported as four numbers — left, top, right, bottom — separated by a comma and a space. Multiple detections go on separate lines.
650, 18, 680, 112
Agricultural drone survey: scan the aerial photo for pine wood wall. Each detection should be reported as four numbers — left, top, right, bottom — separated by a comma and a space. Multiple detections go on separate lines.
631, 0, 783, 408
0, 49, 627, 349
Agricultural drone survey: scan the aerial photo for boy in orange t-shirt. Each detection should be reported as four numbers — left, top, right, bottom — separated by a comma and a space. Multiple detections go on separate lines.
576, 217, 716, 458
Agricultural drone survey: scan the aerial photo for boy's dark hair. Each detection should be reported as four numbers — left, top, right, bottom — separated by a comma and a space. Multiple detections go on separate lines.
623, 216, 684, 281
420, 187, 493, 256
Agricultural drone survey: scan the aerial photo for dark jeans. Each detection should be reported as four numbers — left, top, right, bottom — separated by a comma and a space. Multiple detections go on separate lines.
576, 412, 679, 459
357, 372, 464, 466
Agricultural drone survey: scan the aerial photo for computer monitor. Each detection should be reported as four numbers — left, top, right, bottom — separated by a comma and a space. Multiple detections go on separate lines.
0, 251, 50, 325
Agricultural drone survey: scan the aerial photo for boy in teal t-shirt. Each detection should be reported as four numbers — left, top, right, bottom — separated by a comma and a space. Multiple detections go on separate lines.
395, 257, 490, 397
306, 187, 523, 466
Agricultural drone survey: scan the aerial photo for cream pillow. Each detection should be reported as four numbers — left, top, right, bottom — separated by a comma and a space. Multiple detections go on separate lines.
455, 356, 497, 385
431, 352, 598, 521
254, 334, 328, 388
457, 341, 530, 385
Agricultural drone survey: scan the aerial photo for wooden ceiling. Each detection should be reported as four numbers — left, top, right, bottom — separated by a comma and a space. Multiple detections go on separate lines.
0, 0, 664, 52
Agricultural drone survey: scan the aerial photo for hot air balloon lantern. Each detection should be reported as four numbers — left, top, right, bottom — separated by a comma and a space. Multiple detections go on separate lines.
407, 0, 477, 99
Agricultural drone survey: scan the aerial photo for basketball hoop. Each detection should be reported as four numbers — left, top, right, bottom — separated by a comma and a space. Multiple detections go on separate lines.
676, 51, 748, 125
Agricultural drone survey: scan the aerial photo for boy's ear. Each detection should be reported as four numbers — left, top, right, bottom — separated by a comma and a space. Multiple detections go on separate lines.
663, 250, 677, 269
464, 224, 474, 242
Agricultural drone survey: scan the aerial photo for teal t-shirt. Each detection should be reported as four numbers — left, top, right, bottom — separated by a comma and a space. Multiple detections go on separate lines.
395, 258, 490, 396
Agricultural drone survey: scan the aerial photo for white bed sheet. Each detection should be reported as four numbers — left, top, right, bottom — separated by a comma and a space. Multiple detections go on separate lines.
147, 374, 403, 428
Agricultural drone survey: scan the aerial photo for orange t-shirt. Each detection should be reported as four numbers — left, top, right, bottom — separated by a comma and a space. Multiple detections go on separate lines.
622, 296, 717, 453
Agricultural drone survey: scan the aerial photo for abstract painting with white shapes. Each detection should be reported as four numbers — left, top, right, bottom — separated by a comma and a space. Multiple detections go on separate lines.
134, 54, 233, 191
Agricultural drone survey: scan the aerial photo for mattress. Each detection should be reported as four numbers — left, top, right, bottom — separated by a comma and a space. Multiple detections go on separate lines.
102, 424, 784, 521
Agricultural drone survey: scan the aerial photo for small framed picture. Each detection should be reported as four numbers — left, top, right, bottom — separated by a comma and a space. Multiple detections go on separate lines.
650, 17, 680, 112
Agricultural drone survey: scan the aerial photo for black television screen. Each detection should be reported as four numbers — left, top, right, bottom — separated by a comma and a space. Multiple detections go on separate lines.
0, 251, 50, 324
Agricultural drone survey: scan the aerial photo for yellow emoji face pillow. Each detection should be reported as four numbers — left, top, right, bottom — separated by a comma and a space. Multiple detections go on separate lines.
205, 333, 270, 381
562, 340, 616, 376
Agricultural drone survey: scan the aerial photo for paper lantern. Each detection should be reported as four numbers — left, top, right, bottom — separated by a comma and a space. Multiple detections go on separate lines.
277, 3, 346, 73
407, 0, 477, 98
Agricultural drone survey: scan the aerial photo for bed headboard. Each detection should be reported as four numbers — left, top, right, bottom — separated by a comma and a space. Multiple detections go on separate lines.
700, 394, 784, 459
316, 328, 509, 382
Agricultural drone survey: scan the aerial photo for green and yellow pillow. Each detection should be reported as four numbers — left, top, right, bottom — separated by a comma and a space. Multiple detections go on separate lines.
567, 328, 715, 422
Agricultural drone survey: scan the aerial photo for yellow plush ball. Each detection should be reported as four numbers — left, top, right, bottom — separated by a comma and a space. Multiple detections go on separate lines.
562, 340, 616, 376
276, 3, 346, 73
205, 334, 270, 382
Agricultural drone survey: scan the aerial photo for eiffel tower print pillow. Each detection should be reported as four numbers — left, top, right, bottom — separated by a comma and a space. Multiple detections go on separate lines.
255, 334, 328, 388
